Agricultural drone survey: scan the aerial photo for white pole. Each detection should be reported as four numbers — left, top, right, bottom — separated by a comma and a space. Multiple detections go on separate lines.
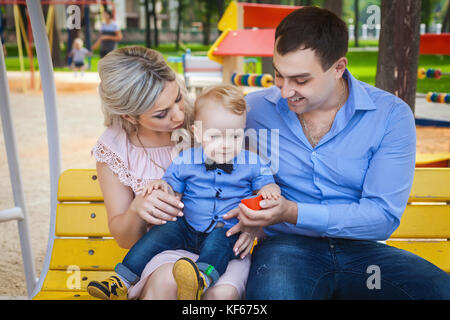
26, 0, 61, 299
25, 0, 61, 228
0, 33, 37, 298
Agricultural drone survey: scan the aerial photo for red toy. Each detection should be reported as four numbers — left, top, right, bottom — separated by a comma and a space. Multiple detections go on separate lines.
241, 194, 263, 210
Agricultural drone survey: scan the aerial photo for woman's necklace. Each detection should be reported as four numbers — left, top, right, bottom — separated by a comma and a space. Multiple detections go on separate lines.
136, 132, 167, 172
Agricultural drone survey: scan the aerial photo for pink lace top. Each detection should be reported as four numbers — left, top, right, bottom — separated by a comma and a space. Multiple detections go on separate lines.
91, 125, 174, 194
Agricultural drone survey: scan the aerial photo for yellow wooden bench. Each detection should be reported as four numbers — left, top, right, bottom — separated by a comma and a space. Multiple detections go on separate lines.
416, 152, 450, 168
31, 168, 450, 299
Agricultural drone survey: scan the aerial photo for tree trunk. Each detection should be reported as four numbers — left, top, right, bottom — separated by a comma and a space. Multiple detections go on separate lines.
202, 9, 211, 45
175, 0, 183, 51
375, 0, 421, 114
151, 0, 159, 48
421, 0, 431, 33
144, 0, 151, 48
202, 1, 212, 46
50, 11, 64, 68
324, 0, 343, 17
354, 0, 359, 47
443, 1, 450, 33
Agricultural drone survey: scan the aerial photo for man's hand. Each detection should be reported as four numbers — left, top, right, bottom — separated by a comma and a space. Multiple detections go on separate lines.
224, 195, 298, 237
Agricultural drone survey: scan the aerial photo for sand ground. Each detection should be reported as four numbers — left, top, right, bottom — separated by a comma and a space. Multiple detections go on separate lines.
1, 85, 450, 297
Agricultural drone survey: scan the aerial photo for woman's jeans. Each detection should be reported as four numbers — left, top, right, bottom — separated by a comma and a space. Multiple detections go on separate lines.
115, 217, 239, 286
246, 233, 450, 299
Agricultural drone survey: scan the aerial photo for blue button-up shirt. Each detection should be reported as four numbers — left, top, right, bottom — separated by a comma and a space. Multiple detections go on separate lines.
163, 147, 275, 232
245, 69, 416, 240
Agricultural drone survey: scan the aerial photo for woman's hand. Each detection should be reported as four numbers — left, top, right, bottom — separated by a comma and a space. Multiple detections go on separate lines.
232, 226, 260, 259
131, 189, 184, 226
224, 196, 298, 237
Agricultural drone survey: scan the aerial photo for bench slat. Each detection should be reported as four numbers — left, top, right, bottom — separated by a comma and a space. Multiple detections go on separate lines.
33, 291, 97, 300
391, 205, 450, 238
57, 169, 103, 201
56, 168, 450, 202
386, 241, 450, 273
56, 203, 110, 237
408, 168, 450, 202
50, 239, 127, 271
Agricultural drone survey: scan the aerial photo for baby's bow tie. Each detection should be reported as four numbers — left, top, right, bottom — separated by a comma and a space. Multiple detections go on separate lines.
205, 162, 233, 174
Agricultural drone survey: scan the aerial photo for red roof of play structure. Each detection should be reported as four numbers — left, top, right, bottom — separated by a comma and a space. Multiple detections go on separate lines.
213, 3, 301, 58
239, 3, 301, 29
419, 34, 450, 55
213, 29, 276, 57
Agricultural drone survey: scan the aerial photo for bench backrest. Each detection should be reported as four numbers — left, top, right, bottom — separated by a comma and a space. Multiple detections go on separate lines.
387, 168, 450, 273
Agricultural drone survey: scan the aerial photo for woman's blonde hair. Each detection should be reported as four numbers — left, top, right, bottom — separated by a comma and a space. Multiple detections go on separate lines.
98, 46, 193, 135
194, 84, 247, 118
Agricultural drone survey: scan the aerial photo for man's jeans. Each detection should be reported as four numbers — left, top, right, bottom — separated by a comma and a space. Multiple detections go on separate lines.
115, 217, 239, 286
246, 234, 450, 299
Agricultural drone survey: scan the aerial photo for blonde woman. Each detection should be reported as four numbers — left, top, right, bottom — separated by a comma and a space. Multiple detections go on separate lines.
91, 46, 250, 300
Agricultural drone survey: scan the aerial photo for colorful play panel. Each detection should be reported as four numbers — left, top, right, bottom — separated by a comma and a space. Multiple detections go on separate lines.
208, 1, 300, 83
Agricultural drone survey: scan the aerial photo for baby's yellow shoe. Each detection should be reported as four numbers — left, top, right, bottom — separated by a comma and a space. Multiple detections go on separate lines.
172, 257, 206, 300
86, 275, 128, 300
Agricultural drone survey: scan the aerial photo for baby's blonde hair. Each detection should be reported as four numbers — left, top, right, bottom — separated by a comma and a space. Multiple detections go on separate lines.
194, 84, 247, 119
98, 46, 193, 135
73, 38, 83, 47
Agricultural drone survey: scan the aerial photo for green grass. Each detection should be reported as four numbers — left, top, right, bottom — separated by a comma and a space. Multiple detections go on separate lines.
347, 51, 450, 93
5, 44, 450, 94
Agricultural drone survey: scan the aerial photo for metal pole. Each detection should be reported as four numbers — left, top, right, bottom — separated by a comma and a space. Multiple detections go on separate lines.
26, 0, 61, 299
0, 33, 37, 298
26, 0, 61, 225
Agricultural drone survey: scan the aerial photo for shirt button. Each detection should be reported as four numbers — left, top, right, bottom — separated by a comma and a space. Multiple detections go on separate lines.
312, 151, 317, 157
315, 177, 320, 182
214, 215, 219, 220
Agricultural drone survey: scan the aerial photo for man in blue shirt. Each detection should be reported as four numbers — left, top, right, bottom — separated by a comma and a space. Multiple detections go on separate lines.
225, 6, 450, 299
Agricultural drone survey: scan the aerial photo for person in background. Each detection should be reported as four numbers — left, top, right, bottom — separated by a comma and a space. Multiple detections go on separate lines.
93, 9, 123, 58
68, 38, 91, 77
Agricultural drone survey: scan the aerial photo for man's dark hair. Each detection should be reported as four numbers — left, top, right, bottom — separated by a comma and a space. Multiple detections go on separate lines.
275, 6, 348, 71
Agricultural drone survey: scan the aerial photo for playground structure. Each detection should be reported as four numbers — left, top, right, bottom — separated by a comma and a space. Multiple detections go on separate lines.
426, 92, 450, 104
231, 72, 273, 88
0, 0, 114, 92
418, 68, 450, 80
1, 1, 450, 299
419, 33, 450, 55
416, 153, 450, 168
416, 33, 450, 123
208, 1, 300, 85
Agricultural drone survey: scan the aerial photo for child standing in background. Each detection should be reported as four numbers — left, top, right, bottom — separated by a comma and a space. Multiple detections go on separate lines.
69, 38, 91, 77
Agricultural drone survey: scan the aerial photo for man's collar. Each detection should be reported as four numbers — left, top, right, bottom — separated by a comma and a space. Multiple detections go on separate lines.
344, 69, 377, 111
